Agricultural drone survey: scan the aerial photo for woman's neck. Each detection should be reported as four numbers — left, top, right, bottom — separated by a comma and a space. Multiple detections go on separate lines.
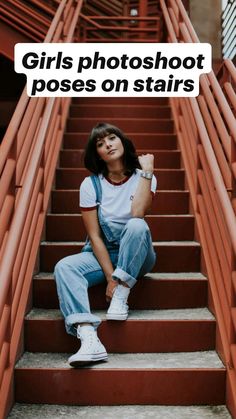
107, 162, 125, 180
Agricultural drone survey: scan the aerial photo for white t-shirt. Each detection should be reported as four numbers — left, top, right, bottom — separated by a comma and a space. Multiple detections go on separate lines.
80, 169, 157, 223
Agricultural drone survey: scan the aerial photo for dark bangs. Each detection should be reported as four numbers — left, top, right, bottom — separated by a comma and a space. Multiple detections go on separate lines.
89, 123, 122, 143
84, 122, 141, 176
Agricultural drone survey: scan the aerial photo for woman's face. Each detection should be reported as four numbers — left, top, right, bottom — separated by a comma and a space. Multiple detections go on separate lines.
96, 133, 124, 164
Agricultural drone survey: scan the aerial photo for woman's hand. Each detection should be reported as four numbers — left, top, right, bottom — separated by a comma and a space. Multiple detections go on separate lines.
106, 278, 117, 302
138, 153, 154, 172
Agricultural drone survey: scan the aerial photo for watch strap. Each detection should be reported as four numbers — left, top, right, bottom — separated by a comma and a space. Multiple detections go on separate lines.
140, 171, 153, 180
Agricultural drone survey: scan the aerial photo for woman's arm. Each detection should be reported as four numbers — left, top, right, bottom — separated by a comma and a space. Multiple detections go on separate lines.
131, 154, 155, 218
81, 209, 117, 300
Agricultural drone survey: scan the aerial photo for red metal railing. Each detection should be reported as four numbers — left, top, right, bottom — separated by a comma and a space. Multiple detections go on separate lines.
0, 1, 83, 417
79, 0, 163, 42
159, 0, 236, 416
83, 0, 123, 17
79, 14, 163, 42
216, 59, 236, 120
0, 0, 59, 43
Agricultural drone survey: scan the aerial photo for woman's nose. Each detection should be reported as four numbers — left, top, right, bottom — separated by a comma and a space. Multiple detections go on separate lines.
105, 140, 111, 148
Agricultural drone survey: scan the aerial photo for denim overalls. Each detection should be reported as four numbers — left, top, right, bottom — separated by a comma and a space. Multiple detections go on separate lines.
82, 175, 126, 252
54, 175, 156, 335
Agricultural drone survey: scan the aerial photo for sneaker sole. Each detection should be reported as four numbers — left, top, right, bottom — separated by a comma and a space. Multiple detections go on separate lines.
106, 313, 128, 321
69, 353, 108, 368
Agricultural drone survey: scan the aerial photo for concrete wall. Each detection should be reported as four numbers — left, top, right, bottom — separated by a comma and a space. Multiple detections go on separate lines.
190, 0, 222, 59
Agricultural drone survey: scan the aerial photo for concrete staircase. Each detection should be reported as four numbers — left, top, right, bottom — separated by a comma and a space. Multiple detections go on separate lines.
9, 98, 231, 418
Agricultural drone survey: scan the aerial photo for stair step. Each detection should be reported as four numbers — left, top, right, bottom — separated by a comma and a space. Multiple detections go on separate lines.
56, 168, 185, 190
46, 214, 195, 241
67, 117, 174, 133
60, 149, 181, 168
8, 404, 231, 419
15, 352, 226, 405
63, 132, 177, 149
70, 104, 172, 118
51, 190, 190, 215
24, 308, 215, 353
40, 241, 201, 273
72, 97, 170, 105
33, 272, 207, 310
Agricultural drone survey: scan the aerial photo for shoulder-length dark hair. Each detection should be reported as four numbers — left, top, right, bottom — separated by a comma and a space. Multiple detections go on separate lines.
84, 122, 141, 176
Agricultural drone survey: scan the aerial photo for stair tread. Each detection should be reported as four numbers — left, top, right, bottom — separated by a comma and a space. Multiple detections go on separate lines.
52, 189, 189, 191
41, 240, 201, 245
8, 404, 231, 419
68, 117, 174, 121
34, 272, 207, 280
52, 188, 189, 193
61, 148, 179, 152
16, 351, 224, 369
26, 308, 214, 321
47, 214, 194, 218
71, 104, 171, 108
58, 168, 183, 171
66, 131, 174, 135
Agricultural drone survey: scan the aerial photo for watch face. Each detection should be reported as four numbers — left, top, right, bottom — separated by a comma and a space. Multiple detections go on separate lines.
141, 172, 152, 179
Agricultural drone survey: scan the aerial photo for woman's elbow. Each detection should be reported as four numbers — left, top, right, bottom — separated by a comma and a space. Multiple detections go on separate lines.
89, 234, 102, 246
131, 207, 145, 218
131, 203, 152, 218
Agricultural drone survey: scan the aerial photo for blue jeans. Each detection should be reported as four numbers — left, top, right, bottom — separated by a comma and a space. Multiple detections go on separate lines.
54, 218, 156, 336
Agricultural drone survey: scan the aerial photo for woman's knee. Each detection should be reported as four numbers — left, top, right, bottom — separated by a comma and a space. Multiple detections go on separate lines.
125, 218, 149, 235
54, 257, 70, 277
54, 255, 83, 286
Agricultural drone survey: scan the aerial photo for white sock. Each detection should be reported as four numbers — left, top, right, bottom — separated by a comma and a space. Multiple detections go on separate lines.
115, 284, 130, 298
77, 324, 95, 338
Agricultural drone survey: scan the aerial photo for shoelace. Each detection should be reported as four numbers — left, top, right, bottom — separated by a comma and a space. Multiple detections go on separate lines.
77, 327, 100, 349
110, 294, 128, 309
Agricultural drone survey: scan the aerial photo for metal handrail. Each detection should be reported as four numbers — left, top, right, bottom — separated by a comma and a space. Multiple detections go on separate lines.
79, 7, 163, 42
216, 59, 236, 120
159, 0, 236, 416
0, 1, 83, 417
0, 0, 57, 42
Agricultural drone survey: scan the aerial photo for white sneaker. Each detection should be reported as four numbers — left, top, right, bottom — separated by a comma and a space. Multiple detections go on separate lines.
106, 284, 130, 320
68, 325, 108, 367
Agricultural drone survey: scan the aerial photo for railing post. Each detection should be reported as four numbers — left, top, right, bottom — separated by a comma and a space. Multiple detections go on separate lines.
138, 0, 148, 39
83, 20, 87, 42
231, 132, 236, 211
122, 0, 129, 41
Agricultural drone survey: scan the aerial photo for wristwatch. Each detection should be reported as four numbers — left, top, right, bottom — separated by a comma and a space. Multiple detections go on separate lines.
140, 171, 153, 180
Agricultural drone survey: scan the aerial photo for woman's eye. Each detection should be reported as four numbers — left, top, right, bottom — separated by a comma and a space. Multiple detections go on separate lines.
97, 142, 103, 148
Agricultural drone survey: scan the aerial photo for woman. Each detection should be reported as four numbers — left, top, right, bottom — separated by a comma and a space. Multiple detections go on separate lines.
54, 122, 157, 367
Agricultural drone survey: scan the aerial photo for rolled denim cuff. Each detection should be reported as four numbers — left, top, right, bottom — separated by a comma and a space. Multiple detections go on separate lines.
112, 267, 137, 288
65, 313, 102, 335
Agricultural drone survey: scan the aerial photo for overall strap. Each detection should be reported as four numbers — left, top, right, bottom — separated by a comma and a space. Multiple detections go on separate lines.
90, 175, 102, 204
90, 174, 122, 245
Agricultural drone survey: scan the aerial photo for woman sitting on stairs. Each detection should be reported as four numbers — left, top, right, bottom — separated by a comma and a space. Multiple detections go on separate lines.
54, 122, 157, 367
